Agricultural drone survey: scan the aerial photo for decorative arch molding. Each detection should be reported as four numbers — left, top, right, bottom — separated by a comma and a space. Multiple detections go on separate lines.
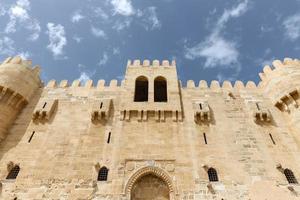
125, 166, 175, 198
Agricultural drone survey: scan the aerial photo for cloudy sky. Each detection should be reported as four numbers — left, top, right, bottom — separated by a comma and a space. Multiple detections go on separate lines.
0, 0, 299, 85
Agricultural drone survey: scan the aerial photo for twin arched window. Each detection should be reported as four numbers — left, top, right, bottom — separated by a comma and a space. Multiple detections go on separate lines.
6, 165, 20, 180
134, 76, 167, 102
98, 166, 109, 181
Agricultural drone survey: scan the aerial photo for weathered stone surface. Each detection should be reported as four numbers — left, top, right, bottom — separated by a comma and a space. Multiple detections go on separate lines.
0, 57, 300, 199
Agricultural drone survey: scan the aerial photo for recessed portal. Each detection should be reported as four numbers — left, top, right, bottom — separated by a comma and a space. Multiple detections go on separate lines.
131, 174, 170, 200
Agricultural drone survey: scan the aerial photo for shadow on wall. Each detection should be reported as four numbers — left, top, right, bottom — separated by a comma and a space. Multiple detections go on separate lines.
0, 89, 42, 161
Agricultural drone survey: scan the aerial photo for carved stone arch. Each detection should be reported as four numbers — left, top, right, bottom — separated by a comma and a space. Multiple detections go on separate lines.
125, 166, 176, 199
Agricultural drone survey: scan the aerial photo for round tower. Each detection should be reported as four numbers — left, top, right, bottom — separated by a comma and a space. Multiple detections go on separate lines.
0, 56, 42, 142
259, 58, 300, 134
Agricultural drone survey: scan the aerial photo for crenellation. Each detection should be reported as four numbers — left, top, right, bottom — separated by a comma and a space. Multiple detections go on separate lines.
210, 80, 220, 89
187, 80, 195, 88
85, 80, 93, 88
59, 80, 68, 87
234, 81, 244, 89
245, 81, 256, 89
0, 57, 300, 200
152, 59, 160, 66
142, 59, 150, 66
222, 81, 233, 89
97, 79, 106, 88
46, 80, 56, 88
109, 79, 118, 87
72, 79, 81, 87
198, 80, 208, 88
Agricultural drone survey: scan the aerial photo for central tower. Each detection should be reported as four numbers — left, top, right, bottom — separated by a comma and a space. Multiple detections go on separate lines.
120, 59, 183, 122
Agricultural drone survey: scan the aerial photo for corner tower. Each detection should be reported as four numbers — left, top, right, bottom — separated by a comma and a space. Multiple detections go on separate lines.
0, 56, 42, 142
120, 59, 183, 121
259, 58, 300, 135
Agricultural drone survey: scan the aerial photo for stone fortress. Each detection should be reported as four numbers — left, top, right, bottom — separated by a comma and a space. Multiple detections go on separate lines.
0, 56, 300, 200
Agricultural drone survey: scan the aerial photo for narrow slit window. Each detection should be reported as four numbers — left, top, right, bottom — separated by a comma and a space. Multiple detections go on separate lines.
100, 102, 103, 109
203, 133, 207, 144
284, 169, 298, 184
107, 132, 111, 144
256, 102, 260, 110
28, 131, 35, 143
208, 168, 218, 182
269, 133, 276, 145
199, 103, 202, 110
6, 165, 20, 180
42, 102, 47, 109
98, 167, 109, 181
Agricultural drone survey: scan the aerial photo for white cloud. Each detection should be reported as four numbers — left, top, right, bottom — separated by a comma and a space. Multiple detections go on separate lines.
46, 23, 67, 58
111, 0, 135, 16
215, 0, 249, 34
71, 11, 85, 23
113, 47, 120, 55
94, 7, 109, 20
17, 51, 30, 59
98, 52, 108, 66
78, 72, 91, 84
91, 26, 106, 38
184, 0, 249, 69
0, 37, 16, 56
283, 13, 300, 41
112, 19, 132, 31
5, 0, 41, 41
139, 7, 161, 31
72, 35, 82, 43
185, 35, 239, 68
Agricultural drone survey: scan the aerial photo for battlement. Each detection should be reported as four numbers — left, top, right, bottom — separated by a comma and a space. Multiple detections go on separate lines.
0, 56, 41, 76
258, 58, 300, 82
127, 59, 176, 67
45, 79, 124, 89
184, 80, 257, 90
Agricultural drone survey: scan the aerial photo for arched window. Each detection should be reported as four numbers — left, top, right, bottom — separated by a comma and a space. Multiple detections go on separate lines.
6, 165, 20, 180
154, 76, 167, 102
134, 76, 148, 102
208, 168, 218, 182
284, 168, 298, 184
98, 166, 109, 181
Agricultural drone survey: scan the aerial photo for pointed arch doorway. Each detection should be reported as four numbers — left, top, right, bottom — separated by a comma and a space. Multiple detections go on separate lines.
125, 166, 175, 200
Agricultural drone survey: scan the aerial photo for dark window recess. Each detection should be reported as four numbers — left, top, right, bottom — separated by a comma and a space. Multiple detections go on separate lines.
42, 102, 47, 109
107, 132, 111, 144
203, 133, 207, 144
134, 76, 149, 102
284, 169, 298, 184
28, 131, 35, 143
154, 77, 167, 102
208, 168, 218, 182
6, 165, 20, 180
199, 103, 202, 110
98, 167, 109, 181
100, 102, 103, 109
269, 133, 276, 145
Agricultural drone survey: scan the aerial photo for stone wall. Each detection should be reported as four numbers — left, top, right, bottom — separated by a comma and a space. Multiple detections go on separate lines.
0, 57, 300, 199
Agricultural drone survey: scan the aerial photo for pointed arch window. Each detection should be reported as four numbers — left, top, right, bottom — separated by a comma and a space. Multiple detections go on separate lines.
284, 168, 298, 184
134, 76, 148, 102
98, 166, 109, 181
154, 76, 167, 102
6, 165, 20, 180
208, 167, 218, 182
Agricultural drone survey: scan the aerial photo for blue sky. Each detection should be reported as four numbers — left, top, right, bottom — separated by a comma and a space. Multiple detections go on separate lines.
0, 0, 299, 85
